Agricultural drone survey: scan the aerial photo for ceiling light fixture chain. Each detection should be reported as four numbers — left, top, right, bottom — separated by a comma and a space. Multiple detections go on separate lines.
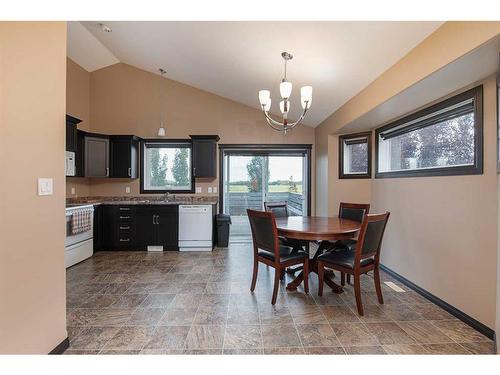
258, 51, 312, 134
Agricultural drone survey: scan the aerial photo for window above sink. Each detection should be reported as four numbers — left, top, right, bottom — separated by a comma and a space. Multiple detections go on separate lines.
140, 140, 194, 194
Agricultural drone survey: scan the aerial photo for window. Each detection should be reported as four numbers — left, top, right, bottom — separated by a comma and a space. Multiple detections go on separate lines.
339, 132, 372, 179
376, 86, 483, 178
140, 140, 194, 193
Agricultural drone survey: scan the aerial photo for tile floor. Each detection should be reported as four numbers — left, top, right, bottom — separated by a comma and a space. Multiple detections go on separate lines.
65, 244, 495, 355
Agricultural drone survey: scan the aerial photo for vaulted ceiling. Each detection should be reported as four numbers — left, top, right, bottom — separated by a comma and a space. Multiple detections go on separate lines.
67, 21, 443, 126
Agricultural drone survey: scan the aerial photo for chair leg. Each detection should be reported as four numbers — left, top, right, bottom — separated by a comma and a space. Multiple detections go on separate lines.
271, 268, 281, 305
303, 259, 309, 294
346, 274, 351, 284
317, 261, 324, 297
250, 260, 258, 292
374, 266, 384, 304
353, 274, 364, 316
341, 272, 345, 286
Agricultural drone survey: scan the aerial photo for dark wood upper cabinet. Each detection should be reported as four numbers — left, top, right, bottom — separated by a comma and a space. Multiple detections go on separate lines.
66, 115, 82, 152
109, 135, 140, 178
190, 135, 220, 178
85, 134, 110, 177
75, 130, 86, 177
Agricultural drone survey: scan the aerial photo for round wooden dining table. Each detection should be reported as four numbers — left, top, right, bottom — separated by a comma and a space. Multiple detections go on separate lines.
275, 216, 361, 293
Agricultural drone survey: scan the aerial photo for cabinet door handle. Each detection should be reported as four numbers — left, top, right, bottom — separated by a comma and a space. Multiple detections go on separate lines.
106, 167, 109, 177
119, 226, 130, 230
119, 207, 130, 211
119, 238, 130, 242
193, 167, 196, 177
128, 167, 131, 177
152, 215, 155, 225
119, 216, 131, 219
157, 215, 160, 225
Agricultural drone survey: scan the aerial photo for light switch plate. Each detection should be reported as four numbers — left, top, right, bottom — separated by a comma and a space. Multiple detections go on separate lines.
125, 186, 131, 194
38, 178, 53, 196
213, 187, 217, 194
196, 186, 202, 194
71, 187, 76, 195
208, 187, 213, 193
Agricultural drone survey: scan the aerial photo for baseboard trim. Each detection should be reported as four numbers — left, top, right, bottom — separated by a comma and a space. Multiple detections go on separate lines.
49, 337, 69, 354
380, 264, 495, 341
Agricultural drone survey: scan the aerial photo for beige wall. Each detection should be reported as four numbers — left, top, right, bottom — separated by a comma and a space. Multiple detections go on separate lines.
0, 22, 67, 353
315, 21, 500, 331
373, 76, 498, 329
67, 62, 315, 211
315, 21, 500, 215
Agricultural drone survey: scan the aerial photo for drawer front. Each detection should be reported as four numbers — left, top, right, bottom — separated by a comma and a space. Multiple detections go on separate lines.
115, 206, 135, 222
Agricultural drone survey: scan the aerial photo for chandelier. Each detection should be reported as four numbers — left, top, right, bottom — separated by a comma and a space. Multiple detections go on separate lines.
258, 52, 312, 134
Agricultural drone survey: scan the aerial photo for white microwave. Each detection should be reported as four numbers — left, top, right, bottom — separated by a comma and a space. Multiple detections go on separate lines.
66, 151, 75, 176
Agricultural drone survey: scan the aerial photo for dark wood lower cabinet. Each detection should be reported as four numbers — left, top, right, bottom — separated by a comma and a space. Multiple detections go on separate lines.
155, 206, 179, 249
95, 204, 179, 251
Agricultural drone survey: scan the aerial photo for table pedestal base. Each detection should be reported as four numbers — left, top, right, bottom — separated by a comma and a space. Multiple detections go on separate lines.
286, 241, 344, 294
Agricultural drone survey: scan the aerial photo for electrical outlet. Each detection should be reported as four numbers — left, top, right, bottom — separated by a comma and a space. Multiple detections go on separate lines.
196, 186, 202, 194
38, 178, 53, 196
71, 187, 76, 195
125, 186, 131, 194
208, 187, 213, 193
213, 187, 217, 194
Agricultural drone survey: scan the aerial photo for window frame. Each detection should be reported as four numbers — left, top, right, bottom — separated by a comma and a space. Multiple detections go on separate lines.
339, 131, 372, 179
375, 85, 483, 179
140, 139, 195, 194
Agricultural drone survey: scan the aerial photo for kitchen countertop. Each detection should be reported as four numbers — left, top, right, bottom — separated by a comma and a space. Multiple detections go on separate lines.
66, 195, 219, 206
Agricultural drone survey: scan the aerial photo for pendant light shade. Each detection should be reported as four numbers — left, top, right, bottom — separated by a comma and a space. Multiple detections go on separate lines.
158, 122, 166, 137
279, 81, 292, 99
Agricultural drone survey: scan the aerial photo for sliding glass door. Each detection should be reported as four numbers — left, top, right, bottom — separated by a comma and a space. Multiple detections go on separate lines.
220, 146, 311, 242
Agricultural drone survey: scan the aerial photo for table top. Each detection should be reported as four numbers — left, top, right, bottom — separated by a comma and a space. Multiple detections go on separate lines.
275, 216, 361, 241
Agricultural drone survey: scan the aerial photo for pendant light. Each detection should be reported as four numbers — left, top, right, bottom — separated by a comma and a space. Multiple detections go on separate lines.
158, 68, 167, 137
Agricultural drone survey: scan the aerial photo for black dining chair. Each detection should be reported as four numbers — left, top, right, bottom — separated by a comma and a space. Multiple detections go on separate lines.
317, 211, 390, 315
327, 202, 370, 285
264, 201, 309, 278
247, 209, 309, 305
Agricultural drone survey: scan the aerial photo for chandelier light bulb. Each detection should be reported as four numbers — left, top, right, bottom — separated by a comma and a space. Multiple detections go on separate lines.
279, 81, 292, 99
301, 86, 313, 109
259, 90, 271, 105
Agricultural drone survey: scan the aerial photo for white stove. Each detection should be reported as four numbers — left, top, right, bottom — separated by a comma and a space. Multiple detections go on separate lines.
65, 204, 94, 268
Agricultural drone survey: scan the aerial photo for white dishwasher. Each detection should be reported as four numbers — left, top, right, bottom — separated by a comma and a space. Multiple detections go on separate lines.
178, 205, 213, 251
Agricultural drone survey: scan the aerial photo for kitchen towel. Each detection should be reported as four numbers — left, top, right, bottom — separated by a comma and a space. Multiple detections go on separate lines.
71, 208, 92, 235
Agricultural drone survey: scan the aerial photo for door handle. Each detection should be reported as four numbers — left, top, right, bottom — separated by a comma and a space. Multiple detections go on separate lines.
157, 215, 160, 225
128, 167, 131, 177
106, 167, 109, 177
152, 215, 156, 225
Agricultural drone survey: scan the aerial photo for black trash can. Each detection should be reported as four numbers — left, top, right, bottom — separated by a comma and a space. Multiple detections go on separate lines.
215, 214, 232, 247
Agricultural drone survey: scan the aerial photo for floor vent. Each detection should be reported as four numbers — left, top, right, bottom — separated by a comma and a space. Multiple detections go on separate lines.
384, 281, 406, 292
